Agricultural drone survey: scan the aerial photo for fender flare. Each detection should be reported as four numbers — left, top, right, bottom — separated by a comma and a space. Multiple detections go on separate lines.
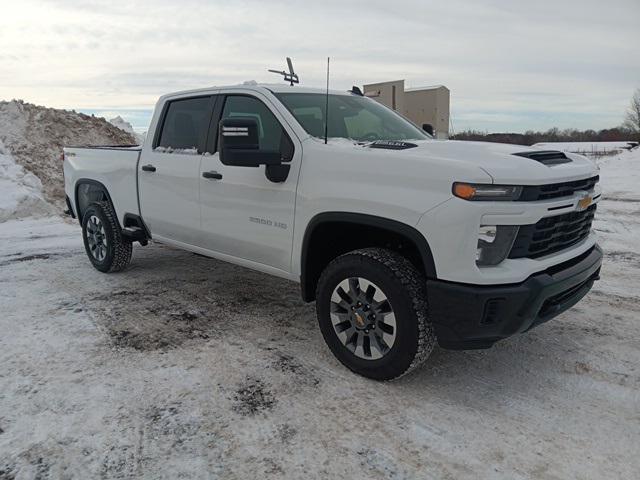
300, 212, 437, 301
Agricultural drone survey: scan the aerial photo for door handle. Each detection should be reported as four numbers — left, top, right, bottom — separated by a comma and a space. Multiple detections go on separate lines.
202, 171, 223, 180
141, 164, 156, 172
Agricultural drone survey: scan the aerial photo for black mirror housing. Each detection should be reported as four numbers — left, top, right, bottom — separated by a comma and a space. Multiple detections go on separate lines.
422, 123, 434, 136
219, 117, 281, 167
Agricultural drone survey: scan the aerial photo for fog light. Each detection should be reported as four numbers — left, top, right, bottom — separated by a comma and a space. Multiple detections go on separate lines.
476, 225, 519, 266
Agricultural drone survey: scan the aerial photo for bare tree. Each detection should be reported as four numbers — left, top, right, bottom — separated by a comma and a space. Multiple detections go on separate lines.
623, 89, 640, 139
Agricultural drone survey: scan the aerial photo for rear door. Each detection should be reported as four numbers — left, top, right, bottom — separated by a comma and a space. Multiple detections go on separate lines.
138, 95, 215, 245
198, 92, 301, 272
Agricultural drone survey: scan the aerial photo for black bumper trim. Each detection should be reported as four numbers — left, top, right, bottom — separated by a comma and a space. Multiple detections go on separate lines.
427, 245, 602, 350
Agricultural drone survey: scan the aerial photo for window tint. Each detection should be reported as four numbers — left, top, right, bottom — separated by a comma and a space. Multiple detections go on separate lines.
157, 97, 211, 151
221, 96, 283, 151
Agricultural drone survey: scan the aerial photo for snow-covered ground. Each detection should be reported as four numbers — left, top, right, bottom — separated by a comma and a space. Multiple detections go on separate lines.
1, 150, 639, 479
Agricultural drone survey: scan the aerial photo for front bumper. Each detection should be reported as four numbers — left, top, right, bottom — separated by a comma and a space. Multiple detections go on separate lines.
427, 244, 602, 350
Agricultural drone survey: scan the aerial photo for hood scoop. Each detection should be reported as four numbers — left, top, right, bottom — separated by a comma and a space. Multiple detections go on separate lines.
367, 140, 418, 150
512, 150, 572, 166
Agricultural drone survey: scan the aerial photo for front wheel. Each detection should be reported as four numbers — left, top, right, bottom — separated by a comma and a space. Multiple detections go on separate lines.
81, 201, 132, 273
316, 248, 435, 380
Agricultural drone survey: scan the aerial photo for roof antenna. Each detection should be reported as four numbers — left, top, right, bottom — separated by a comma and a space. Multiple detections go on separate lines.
268, 57, 299, 86
324, 57, 330, 144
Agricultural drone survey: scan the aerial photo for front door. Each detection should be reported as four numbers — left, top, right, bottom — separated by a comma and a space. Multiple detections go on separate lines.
198, 93, 300, 272
138, 95, 214, 245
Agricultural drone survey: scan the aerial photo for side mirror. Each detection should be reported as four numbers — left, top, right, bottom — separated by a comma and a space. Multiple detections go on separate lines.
219, 117, 282, 167
422, 123, 434, 136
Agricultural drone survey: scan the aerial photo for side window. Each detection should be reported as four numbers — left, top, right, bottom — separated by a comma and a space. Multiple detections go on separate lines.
221, 96, 283, 151
157, 96, 211, 152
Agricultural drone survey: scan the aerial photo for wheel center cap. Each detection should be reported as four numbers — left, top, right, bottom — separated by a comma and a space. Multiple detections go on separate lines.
354, 311, 365, 328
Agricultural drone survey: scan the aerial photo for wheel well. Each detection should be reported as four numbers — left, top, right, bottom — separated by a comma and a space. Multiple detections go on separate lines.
300, 213, 436, 302
75, 180, 112, 223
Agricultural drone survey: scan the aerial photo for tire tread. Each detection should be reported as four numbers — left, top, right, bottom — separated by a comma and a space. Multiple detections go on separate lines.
92, 201, 132, 272
316, 247, 435, 379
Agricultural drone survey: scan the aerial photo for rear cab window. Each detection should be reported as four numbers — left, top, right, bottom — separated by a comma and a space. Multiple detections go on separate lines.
155, 96, 213, 154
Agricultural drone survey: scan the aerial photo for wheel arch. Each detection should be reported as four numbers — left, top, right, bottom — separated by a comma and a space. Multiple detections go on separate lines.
74, 179, 116, 225
300, 212, 437, 302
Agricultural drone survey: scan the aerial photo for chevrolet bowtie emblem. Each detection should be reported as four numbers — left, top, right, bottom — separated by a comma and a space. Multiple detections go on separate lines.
577, 194, 593, 211
354, 312, 365, 327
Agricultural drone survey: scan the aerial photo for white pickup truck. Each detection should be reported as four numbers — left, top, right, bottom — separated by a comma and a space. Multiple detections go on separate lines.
63, 83, 602, 380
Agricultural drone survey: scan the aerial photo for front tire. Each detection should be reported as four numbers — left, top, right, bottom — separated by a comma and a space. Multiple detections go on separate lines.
316, 248, 435, 380
81, 201, 132, 273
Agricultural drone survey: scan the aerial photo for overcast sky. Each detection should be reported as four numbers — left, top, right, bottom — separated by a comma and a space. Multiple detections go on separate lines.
1, 0, 638, 133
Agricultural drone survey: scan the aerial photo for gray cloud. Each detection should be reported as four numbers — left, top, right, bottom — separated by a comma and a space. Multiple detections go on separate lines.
1, 0, 638, 132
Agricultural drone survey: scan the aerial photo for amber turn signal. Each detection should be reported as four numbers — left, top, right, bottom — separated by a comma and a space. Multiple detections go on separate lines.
453, 183, 477, 199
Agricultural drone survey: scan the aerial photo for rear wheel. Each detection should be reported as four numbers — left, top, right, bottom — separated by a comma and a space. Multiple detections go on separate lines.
316, 248, 435, 380
81, 201, 132, 273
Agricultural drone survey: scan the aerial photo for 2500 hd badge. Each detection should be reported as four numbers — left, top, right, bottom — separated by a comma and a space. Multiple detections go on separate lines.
249, 216, 288, 229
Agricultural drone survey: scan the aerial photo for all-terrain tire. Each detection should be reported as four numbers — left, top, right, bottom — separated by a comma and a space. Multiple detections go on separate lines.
316, 248, 435, 380
82, 201, 132, 273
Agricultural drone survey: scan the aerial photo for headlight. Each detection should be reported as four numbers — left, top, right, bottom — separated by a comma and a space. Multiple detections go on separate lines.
453, 183, 522, 201
476, 225, 519, 266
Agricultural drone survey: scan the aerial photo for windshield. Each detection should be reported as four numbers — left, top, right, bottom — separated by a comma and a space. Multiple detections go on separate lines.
274, 93, 429, 142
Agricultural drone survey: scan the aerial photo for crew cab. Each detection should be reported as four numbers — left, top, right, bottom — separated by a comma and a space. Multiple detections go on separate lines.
63, 83, 602, 380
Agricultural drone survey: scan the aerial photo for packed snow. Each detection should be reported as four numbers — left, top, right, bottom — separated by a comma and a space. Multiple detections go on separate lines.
153, 146, 199, 155
0, 147, 638, 479
0, 141, 56, 221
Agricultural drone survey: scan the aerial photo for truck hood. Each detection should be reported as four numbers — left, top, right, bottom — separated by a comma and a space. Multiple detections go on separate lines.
378, 140, 599, 185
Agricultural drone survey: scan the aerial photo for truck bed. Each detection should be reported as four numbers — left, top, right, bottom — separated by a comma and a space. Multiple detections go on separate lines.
63, 145, 143, 225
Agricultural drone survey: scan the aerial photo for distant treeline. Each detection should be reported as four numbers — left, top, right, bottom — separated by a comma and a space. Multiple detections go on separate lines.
450, 127, 637, 146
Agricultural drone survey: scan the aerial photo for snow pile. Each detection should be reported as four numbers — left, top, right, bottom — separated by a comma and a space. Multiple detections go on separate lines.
109, 115, 136, 136
0, 100, 136, 206
0, 141, 56, 222
597, 146, 640, 201
532, 141, 637, 155
109, 115, 145, 144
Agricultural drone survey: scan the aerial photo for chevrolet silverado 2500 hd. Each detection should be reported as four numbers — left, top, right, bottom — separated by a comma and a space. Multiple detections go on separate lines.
63, 84, 602, 380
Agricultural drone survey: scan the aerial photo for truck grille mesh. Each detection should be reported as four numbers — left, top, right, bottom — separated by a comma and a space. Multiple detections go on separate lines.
519, 176, 599, 201
509, 204, 597, 259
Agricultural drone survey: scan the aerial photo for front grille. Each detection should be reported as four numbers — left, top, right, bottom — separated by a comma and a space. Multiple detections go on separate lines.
519, 176, 599, 201
509, 204, 596, 259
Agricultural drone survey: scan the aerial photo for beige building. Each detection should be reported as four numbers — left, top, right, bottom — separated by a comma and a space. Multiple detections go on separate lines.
363, 80, 450, 139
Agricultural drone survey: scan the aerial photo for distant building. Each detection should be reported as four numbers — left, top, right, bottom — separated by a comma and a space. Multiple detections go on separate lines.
363, 80, 450, 139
